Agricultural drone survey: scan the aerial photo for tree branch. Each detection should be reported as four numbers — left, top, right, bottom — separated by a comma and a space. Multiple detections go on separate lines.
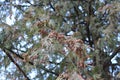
48, 0, 67, 23
49, 1, 55, 11
39, 65, 59, 76
3, 49, 30, 80
110, 46, 120, 60
5, 48, 34, 65
85, 1, 93, 47
103, 46, 120, 71
4, 48, 59, 76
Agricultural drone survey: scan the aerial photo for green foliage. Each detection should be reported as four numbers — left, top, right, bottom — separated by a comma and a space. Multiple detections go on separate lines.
0, 0, 120, 80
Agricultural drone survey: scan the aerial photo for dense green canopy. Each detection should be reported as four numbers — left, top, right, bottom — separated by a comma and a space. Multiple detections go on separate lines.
0, 0, 120, 80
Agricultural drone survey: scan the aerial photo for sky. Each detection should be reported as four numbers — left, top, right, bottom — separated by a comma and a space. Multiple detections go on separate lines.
0, 0, 120, 79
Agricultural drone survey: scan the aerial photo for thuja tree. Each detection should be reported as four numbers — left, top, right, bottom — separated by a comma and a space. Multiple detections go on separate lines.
0, 0, 120, 80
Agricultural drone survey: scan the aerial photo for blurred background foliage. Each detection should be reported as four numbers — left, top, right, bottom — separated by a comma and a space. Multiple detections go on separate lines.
0, 0, 120, 80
